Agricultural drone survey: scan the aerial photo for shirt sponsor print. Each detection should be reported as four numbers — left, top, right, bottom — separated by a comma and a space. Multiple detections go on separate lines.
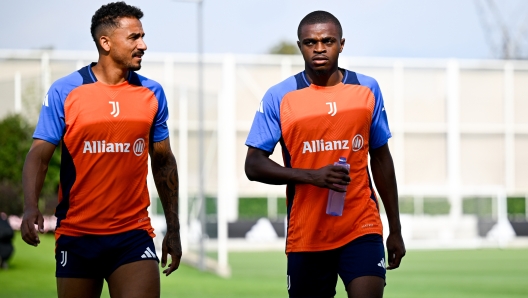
82, 138, 145, 156
301, 134, 364, 154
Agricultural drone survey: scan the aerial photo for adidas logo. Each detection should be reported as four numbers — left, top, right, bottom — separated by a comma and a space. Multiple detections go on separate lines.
378, 258, 386, 269
141, 247, 157, 259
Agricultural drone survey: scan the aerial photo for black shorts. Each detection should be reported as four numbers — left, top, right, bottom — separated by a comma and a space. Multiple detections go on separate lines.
287, 234, 386, 298
55, 230, 159, 279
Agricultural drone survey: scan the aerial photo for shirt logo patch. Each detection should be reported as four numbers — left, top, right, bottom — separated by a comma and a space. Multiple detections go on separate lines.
326, 102, 337, 116
60, 251, 67, 267
352, 134, 364, 151
378, 257, 386, 269
133, 138, 146, 156
141, 247, 157, 259
109, 101, 120, 117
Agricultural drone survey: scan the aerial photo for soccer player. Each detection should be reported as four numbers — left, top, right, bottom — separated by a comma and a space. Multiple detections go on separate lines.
20, 2, 181, 297
245, 11, 406, 298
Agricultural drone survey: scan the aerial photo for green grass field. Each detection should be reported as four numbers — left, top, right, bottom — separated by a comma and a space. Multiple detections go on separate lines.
1, 232, 528, 298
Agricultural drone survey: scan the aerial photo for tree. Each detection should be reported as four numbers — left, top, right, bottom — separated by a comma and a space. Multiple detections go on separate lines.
0, 114, 60, 215
474, 0, 528, 59
269, 40, 300, 55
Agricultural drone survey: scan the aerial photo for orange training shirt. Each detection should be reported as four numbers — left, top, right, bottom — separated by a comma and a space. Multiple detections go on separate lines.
33, 64, 169, 238
246, 70, 391, 253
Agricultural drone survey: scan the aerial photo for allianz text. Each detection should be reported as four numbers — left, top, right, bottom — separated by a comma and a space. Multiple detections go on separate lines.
83, 140, 131, 154
302, 139, 351, 154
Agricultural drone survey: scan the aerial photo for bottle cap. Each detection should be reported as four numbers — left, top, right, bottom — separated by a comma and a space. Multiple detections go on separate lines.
339, 157, 346, 162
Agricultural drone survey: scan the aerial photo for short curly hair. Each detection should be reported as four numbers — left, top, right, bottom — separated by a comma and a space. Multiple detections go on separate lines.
297, 11, 342, 40
90, 2, 143, 44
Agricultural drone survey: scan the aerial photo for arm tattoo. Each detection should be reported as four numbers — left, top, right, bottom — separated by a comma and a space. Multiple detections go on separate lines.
151, 139, 180, 233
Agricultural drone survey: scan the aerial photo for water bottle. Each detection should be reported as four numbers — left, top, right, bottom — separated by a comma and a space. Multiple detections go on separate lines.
326, 157, 350, 216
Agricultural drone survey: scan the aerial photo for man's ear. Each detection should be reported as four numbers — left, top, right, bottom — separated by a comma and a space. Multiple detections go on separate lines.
339, 38, 345, 53
99, 35, 111, 52
297, 40, 302, 51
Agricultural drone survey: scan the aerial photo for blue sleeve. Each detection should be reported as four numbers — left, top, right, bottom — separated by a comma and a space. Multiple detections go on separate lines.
245, 76, 297, 153
140, 76, 169, 143
33, 72, 83, 146
357, 73, 392, 149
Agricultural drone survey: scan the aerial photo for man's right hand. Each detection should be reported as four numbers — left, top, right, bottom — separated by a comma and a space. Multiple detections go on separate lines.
21, 207, 44, 246
308, 164, 350, 192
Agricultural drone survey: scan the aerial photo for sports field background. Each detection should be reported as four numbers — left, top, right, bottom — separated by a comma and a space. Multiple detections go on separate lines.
1, 232, 527, 298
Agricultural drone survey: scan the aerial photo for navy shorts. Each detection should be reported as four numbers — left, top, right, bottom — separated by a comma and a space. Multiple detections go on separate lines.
55, 229, 159, 279
287, 234, 386, 298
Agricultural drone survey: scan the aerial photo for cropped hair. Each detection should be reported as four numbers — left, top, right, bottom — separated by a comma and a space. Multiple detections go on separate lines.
90, 2, 144, 43
297, 11, 342, 39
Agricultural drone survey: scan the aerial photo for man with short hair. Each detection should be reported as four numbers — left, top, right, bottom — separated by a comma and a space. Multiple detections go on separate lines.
21, 2, 181, 297
245, 10, 406, 298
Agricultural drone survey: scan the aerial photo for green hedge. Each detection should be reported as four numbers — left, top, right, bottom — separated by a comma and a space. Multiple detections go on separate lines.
0, 114, 60, 216
153, 196, 288, 219
152, 196, 527, 219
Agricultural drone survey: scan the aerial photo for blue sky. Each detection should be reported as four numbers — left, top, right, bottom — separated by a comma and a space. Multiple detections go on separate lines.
1, 0, 526, 59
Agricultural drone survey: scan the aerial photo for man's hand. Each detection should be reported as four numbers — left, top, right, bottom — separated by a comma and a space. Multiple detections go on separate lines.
386, 232, 405, 270
21, 206, 44, 246
161, 230, 182, 276
308, 164, 350, 192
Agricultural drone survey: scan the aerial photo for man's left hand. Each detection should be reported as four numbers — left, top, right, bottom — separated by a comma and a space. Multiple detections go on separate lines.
161, 230, 182, 276
386, 232, 405, 270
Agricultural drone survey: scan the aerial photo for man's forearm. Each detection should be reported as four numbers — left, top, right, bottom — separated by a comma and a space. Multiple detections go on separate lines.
379, 191, 401, 233
374, 161, 400, 231
245, 147, 337, 187
245, 147, 351, 191
22, 141, 55, 210
370, 145, 401, 233
246, 153, 312, 185
152, 154, 180, 232
22, 154, 46, 210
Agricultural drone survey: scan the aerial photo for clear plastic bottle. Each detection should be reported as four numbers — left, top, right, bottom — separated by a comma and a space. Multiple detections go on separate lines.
326, 157, 350, 216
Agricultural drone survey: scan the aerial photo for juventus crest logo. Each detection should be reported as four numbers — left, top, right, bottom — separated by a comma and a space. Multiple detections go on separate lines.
326, 102, 337, 116
60, 251, 67, 267
109, 101, 120, 117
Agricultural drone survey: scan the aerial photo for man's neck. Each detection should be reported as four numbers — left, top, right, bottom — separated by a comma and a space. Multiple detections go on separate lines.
304, 65, 343, 87
91, 57, 129, 85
